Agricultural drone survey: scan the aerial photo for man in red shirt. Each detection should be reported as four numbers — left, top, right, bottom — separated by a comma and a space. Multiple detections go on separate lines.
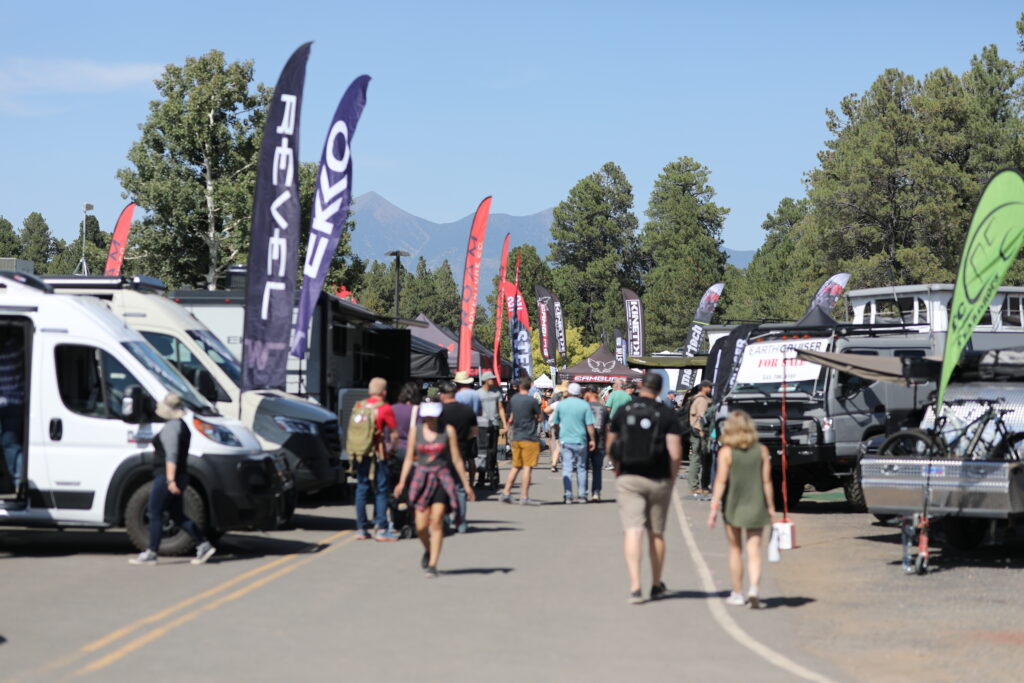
355, 377, 399, 541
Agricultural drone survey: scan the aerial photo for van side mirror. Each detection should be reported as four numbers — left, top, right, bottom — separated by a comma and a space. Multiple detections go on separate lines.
121, 385, 146, 423
194, 368, 225, 403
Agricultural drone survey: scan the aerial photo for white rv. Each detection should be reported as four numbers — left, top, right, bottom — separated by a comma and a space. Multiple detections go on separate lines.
0, 273, 290, 554
44, 276, 344, 503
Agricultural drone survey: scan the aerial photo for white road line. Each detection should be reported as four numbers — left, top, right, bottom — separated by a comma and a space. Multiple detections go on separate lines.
672, 488, 836, 683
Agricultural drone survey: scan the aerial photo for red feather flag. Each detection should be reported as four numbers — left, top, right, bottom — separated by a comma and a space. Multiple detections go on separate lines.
458, 196, 492, 373
103, 203, 136, 276
492, 232, 511, 381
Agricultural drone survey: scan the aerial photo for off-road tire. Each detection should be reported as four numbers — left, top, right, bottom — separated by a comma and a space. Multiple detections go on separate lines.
843, 465, 868, 512
124, 481, 207, 556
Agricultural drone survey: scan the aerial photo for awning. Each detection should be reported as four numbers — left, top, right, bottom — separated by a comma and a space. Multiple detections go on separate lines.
795, 349, 940, 386
627, 355, 707, 369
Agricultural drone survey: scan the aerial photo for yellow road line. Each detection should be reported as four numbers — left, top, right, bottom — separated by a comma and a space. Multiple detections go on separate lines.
75, 532, 356, 677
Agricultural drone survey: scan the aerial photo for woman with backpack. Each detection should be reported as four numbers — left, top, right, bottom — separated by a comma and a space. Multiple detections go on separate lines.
393, 401, 475, 577
707, 410, 776, 609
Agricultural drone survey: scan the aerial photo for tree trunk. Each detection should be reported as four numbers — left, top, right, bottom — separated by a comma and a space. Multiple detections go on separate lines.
203, 126, 218, 290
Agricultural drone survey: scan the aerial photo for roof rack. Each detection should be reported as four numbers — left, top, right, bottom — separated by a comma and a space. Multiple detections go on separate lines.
43, 275, 166, 292
0, 270, 53, 293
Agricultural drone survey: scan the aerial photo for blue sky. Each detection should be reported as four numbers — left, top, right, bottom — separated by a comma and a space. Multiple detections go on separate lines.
1, 1, 1021, 254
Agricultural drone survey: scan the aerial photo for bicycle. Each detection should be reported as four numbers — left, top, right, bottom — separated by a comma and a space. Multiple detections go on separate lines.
876, 398, 1023, 574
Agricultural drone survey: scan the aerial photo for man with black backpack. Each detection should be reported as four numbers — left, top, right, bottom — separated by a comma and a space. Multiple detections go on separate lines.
607, 372, 683, 604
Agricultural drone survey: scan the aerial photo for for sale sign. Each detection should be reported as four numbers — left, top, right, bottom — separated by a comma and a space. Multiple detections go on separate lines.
734, 338, 830, 385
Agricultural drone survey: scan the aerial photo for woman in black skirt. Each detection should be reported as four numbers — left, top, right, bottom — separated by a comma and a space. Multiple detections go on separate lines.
394, 401, 475, 577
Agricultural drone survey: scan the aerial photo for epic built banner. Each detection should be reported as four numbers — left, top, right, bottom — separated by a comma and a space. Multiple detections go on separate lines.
939, 169, 1024, 411
806, 273, 850, 317
504, 281, 533, 382
457, 197, 492, 372
103, 203, 136, 276
292, 75, 370, 358
552, 293, 567, 360
492, 233, 510, 380
678, 282, 725, 389
534, 285, 557, 364
242, 43, 311, 391
621, 288, 645, 358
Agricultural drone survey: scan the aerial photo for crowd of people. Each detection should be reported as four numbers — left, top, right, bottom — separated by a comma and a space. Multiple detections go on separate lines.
346, 371, 775, 607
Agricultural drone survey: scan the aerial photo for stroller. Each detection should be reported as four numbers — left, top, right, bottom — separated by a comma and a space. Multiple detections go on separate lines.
385, 457, 415, 539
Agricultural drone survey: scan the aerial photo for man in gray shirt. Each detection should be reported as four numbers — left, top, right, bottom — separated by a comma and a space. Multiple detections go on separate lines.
500, 376, 542, 504
476, 371, 507, 488
130, 393, 216, 566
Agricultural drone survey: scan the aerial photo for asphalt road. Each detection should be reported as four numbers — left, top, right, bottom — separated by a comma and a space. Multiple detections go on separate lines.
0, 455, 1020, 682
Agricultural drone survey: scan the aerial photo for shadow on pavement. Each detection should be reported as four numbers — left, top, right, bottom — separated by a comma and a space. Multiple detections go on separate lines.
0, 635, 6, 645
791, 500, 857, 515
464, 526, 521, 534
0, 529, 134, 557
660, 589, 729, 600
760, 596, 816, 609
282, 514, 357, 533
205, 534, 334, 560
441, 567, 514, 576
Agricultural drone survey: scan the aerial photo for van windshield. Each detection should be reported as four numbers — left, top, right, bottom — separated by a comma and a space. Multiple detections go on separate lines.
188, 329, 242, 386
122, 341, 213, 414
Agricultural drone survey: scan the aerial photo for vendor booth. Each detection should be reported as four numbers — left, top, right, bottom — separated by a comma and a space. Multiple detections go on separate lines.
557, 345, 642, 384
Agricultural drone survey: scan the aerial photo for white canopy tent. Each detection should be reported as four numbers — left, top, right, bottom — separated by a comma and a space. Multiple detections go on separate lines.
533, 373, 554, 389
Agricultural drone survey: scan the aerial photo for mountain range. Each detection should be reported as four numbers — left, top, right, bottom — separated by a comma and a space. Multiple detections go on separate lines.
350, 192, 756, 286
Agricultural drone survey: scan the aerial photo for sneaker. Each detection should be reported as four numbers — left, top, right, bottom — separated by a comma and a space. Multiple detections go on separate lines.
421, 552, 429, 569
424, 566, 439, 578
628, 589, 644, 605
498, 492, 512, 504
725, 592, 747, 606
603, 463, 614, 470
191, 542, 217, 565
375, 529, 399, 542
519, 497, 541, 506
355, 529, 371, 540
129, 549, 158, 565
456, 522, 469, 534
564, 497, 573, 505
576, 496, 589, 504
747, 590, 761, 610
650, 582, 667, 600
591, 493, 601, 502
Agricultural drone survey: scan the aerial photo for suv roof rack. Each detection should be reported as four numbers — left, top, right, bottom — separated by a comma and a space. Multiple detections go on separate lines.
0, 270, 54, 293
43, 275, 166, 292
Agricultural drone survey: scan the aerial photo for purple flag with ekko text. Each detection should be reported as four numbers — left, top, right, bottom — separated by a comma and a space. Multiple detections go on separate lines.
291, 75, 371, 358
242, 43, 311, 391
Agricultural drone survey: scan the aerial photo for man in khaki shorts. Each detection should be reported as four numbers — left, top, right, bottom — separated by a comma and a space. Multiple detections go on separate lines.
500, 376, 543, 504
607, 372, 683, 604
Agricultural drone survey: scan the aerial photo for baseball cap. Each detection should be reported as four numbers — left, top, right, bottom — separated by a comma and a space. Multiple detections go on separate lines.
419, 402, 442, 418
568, 382, 582, 396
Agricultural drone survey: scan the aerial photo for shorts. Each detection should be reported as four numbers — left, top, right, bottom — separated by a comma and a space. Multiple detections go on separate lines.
616, 474, 673, 535
511, 440, 540, 468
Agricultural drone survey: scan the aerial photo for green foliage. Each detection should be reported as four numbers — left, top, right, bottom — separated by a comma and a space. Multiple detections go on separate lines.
531, 324, 599, 371
0, 217, 20, 259
640, 157, 729, 350
354, 257, 463, 330
549, 162, 643, 343
118, 50, 270, 288
19, 212, 57, 274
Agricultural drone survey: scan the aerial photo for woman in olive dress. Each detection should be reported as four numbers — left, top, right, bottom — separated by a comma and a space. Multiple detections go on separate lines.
707, 410, 775, 608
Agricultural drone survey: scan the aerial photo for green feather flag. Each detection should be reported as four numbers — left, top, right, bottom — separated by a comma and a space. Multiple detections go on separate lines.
939, 169, 1024, 412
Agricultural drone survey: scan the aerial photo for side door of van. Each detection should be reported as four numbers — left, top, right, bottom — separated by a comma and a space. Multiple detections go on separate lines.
0, 315, 35, 505
39, 339, 155, 522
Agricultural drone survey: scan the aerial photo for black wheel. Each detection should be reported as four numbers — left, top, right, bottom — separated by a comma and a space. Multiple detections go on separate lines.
991, 432, 1024, 461
914, 552, 928, 575
281, 489, 297, 525
124, 481, 208, 556
943, 517, 987, 551
843, 465, 868, 512
399, 525, 415, 540
878, 429, 943, 458
874, 513, 897, 523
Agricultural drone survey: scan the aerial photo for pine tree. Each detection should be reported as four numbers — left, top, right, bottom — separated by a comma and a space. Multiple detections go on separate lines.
20, 212, 57, 274
549, 162, 642, 343
0, 217, 21, 259
640, 157, 729, 350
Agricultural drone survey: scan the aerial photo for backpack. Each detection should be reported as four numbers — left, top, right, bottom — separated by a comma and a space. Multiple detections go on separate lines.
346, 400, 379, 461
616, 400, 665, 468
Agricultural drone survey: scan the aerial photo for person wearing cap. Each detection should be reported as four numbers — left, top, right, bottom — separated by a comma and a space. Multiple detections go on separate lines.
545, 380, 570, 472
475, 371, 506, 488
438, 381, 477, 533
130, 394, 216, 566
688, 379, 714, 495
551, 382, 596, 504
605, 378, 632, 420
393, 400, 474, 577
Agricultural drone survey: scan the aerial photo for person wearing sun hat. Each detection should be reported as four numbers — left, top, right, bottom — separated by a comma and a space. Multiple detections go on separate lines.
130, 393, 216, 566
453, 370, 481, 415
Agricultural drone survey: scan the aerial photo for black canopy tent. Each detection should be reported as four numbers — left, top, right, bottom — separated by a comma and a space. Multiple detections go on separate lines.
558, 345, 642, 384
409, 334, 451, 379
411, 314, 511, 378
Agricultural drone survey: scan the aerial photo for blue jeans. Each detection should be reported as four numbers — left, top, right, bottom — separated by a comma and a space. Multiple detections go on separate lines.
355, 457, 389, 531
148, 474, 206, 552
560, 442, 588, 499
587, 446, 604, 495
0, 409, 23, 487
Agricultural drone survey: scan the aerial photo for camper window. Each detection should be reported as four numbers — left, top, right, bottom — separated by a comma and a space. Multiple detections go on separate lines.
947, 299, 992, 326
999, 296, 1023, 328
873, 297, 928, 325
55, 345, 148, 420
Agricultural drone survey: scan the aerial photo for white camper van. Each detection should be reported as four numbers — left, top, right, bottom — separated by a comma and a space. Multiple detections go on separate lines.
0, 273, 290, 554
43, 276, 344, 503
